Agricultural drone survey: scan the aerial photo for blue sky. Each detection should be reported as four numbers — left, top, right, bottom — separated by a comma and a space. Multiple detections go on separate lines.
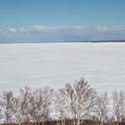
0, 0, 125, 43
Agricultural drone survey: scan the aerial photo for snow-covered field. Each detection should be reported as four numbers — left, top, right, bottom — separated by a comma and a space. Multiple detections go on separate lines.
0, 42, 125, 93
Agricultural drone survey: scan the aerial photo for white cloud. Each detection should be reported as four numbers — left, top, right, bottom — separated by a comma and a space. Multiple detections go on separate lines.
95, 26, 109, 31
0, 26, 125, 42
0, 26, 125, 35
8, 28, 17, 33
95, 26, 125, 32
18, 27, 27, 33
0, 26, 90, 34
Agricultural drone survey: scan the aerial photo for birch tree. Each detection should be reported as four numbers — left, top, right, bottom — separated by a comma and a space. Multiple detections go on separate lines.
94, 92, 109, 125
0, 91, 16, 123
29, 87, 52, 122
112, 91, 125, 124
55, 89, 69, 125
14, 86, 32, 123
57, 78, 96, 125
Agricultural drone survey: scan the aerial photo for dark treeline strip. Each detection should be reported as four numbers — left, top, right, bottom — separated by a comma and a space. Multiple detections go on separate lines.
0, 78, 125, 125
0, 120, 125, 125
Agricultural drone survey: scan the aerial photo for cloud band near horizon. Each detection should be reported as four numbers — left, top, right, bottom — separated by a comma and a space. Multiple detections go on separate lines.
0, 26, 125, 33
0, 26, 125, 43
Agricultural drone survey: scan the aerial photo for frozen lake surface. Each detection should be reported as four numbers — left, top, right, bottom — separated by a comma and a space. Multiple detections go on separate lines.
0, 42, 125, 93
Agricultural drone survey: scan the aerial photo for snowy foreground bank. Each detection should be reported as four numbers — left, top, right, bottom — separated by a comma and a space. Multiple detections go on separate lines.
0, 42, 125, 93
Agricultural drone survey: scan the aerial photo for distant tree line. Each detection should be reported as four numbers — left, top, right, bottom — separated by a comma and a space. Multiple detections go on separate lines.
0, 78, 125, 125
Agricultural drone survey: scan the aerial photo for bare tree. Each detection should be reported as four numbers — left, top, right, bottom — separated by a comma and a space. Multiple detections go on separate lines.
73, 79, 96, 120
56, 78, 96, 125
14, 86, 32, 123
55, 89, 69, 125
112, 91, 125, 125
0, 91, 16, 123
0, 108, 2, 123
29, 87, 52, 123
94, 92, 109, 125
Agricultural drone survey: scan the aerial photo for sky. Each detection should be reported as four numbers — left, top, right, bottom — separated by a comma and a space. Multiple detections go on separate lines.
0, 0, 125, 43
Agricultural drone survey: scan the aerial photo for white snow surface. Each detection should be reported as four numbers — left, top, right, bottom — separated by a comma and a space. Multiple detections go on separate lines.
0, 42, 125, 94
